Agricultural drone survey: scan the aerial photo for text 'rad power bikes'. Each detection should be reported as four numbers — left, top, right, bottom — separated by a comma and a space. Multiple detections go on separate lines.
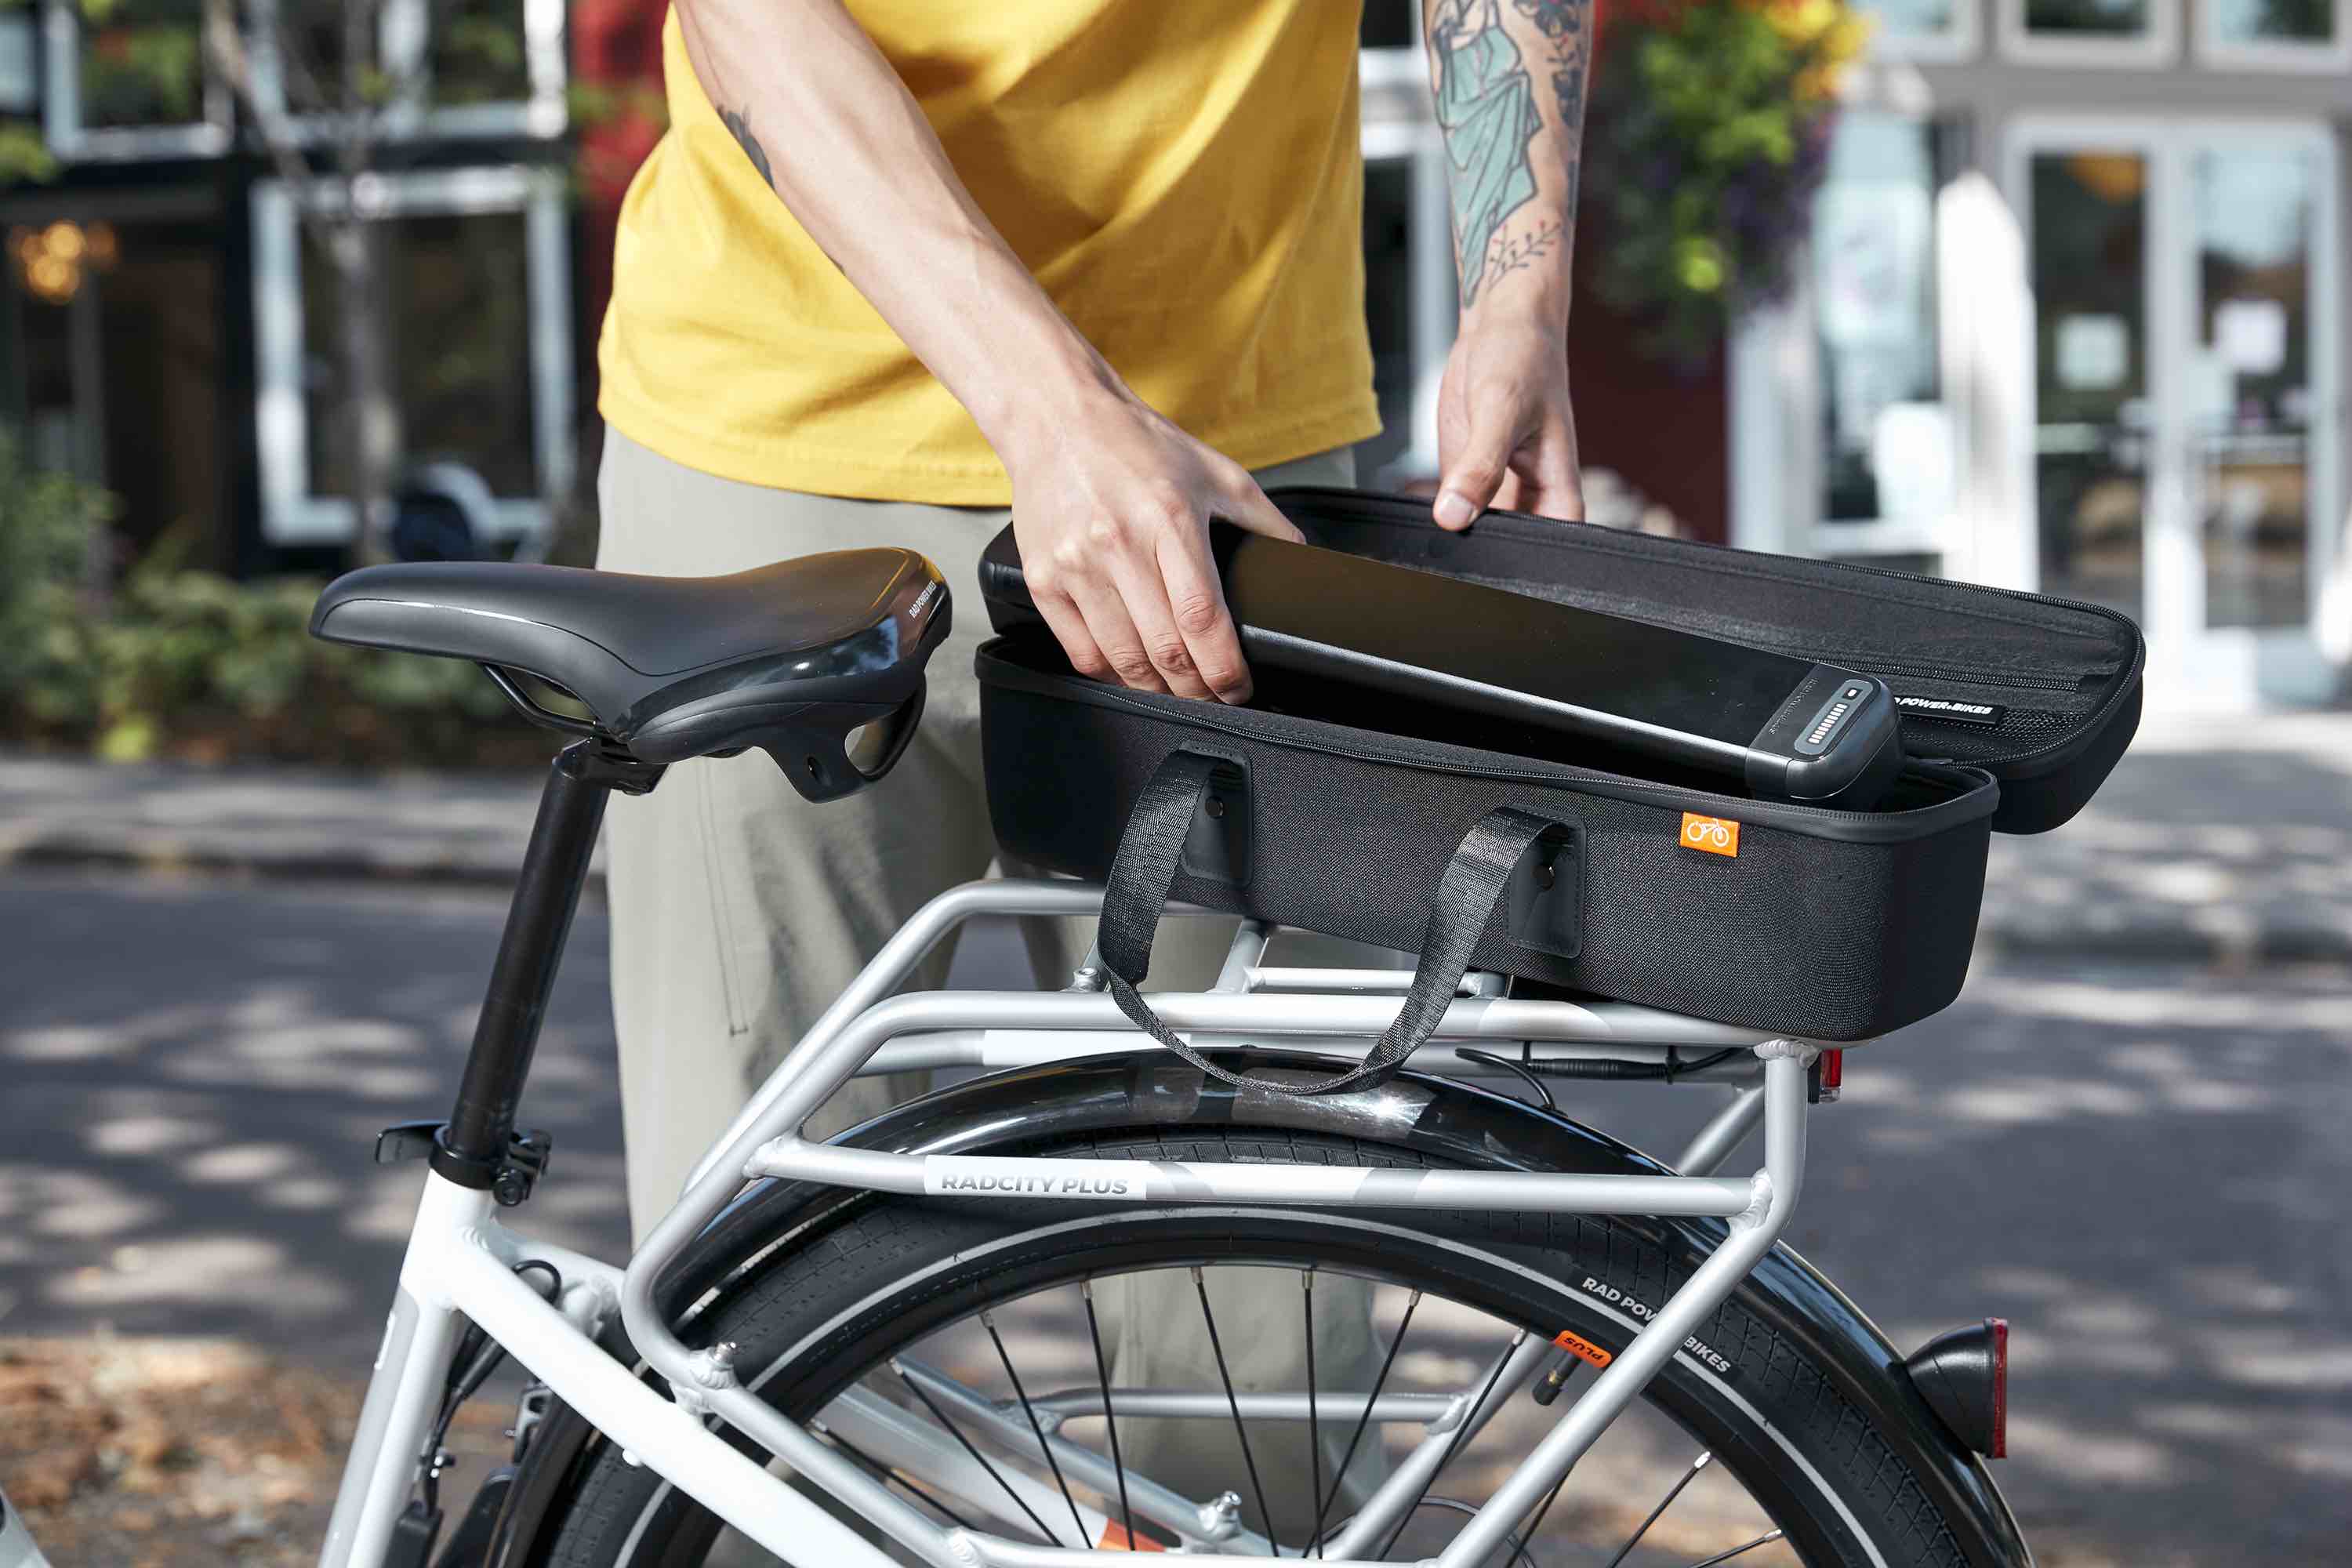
270, 512, 2126, 1568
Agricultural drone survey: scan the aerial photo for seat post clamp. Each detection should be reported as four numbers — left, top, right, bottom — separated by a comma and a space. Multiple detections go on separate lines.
382, 1120, 555, 1207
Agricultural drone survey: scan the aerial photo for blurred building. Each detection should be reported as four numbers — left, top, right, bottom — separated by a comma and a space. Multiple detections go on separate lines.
1360, 0, 2350, 708
1, 0, 2338, 708
0, 0, 575, 575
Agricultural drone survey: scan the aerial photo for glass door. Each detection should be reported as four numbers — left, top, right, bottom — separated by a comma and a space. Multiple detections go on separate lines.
2013, 119, 2340, 700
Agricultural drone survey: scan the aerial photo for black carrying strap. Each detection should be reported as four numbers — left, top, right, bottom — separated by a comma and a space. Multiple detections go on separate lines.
1095, 751, 1560, 1097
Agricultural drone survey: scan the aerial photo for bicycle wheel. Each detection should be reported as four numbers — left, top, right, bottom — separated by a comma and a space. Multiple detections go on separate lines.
535, 1127, 2001, 1567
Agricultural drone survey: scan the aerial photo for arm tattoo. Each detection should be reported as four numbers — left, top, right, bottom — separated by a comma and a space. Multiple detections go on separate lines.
1430, 0, 1542, 306
720, 106, 775, 190
1428, 0, 1594, 307
1513, 0, 1592, 219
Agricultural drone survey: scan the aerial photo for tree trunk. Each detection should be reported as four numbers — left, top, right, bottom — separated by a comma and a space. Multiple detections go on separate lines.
334, 220, 402, 566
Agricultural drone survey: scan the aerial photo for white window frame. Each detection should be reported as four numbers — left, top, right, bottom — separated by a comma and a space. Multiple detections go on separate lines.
251, 163, 575, 547
1732, 113, 1981, 567
2194, 0, 2351, 72
1996, 0, 2179, 67
2002, 114, 2343, 699
42, 0, 233, 161
249, 0, 565, 144
1855, 0, 1982, 64
1358, 43, 1456, 483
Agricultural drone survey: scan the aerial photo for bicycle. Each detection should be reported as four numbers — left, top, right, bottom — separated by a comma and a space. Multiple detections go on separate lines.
298, 548, 2027, 1568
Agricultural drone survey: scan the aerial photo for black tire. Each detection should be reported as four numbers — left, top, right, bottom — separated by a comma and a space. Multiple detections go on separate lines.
537, 1127, 1991, 1567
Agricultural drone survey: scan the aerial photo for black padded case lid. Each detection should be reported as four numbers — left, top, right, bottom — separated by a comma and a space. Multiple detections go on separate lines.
978, 488, 2143, 835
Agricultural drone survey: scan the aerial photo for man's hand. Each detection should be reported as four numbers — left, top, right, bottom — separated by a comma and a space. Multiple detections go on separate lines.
1004, 388, 1303, 704
1433, 320, 1584, 529
1422, 0, 1595, 532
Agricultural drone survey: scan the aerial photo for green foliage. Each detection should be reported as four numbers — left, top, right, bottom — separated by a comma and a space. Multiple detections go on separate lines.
81, 16, 203, 126
0, 431, 115, 723
0, 124, 60, 183
1584, 0, 1867, 364
0, 433, 545, 768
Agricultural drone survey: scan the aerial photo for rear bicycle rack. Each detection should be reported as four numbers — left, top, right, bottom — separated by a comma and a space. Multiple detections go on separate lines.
609, 879, 1820, 1568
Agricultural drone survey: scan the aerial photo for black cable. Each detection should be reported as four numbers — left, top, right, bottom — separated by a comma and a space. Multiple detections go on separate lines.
418, 1262, 564, 1511
1518, 1047, 1747, 1082
1454, 1048, 1558, 1112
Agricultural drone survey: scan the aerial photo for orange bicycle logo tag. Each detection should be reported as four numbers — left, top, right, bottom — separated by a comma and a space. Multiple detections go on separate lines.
1680, 813, 1740, 857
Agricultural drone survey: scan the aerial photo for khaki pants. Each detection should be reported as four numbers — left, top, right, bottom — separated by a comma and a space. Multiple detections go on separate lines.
597, 426, 1382, 1538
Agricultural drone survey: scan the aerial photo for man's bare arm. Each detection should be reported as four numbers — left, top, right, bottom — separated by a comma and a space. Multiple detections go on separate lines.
673, 0, 1301, 703
1423, 0, 1593, 528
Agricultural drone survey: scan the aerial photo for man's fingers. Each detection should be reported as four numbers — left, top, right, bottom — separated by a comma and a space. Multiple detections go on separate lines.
1106, 547, 1218, 701
1434, 408, 1519, 532
1518, 428, 1585, 523
1214, 479, 1306, 544
1157, 531, 1252, 704
1062, 571, 1169, 695
1030, 586, 1112, 683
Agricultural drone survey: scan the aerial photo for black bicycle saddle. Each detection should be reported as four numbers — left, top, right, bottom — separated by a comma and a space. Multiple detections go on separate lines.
310, 550, 951, 800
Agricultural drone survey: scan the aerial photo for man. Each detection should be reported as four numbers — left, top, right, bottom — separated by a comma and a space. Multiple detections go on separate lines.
597, 0, 1593, 1536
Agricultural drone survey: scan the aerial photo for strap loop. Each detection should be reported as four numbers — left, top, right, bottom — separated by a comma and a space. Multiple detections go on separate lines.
1096, 751, 1560, 1097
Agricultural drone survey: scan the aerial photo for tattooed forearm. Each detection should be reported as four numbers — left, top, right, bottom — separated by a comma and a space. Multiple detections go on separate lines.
720, 106, 775, 189
1427, 0, 1594, 308
1512, 0, 1593, 220
1430, 0, 1542, 306
1485, 219, 1562, 289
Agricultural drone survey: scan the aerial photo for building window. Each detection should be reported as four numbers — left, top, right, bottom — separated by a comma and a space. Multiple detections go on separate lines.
1812, 114, 1959, 543
2192, 141, 2325, 630
252, 166, 574, 546
2196, 0, 2350, 71
42, 0, 231, 160
1851, 0, 1980, 61
1998, 0, 2179, 64
252, 0, 564, 141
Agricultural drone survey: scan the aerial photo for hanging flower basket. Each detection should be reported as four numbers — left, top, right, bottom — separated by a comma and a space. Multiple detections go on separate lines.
1584, 0, 1871, 364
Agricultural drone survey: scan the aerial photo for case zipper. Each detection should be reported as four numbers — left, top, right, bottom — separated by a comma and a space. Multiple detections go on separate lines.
1268, 488, 2147, 776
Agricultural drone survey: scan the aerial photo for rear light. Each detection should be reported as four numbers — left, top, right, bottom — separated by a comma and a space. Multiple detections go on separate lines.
1817, 1048, 1843, 1102
1904, 1317, 2008, 1459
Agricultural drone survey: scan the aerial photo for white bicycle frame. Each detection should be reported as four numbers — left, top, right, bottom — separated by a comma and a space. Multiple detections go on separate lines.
319, 879, 1821, 1568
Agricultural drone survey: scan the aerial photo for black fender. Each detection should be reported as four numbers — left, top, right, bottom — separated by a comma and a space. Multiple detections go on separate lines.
485, 1051, 2028, 1567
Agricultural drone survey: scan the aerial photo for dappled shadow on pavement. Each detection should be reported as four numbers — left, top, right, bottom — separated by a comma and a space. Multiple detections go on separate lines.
1584, 954, 2352, 1567
4, 868, 2347, 1564
1984, 742, 2352, 961
0, 870, 629, 1363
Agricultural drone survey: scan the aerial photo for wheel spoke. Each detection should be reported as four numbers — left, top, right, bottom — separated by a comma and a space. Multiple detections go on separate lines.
890, 1356, 1063, 1546
1081, 1277, 1139, 1553
1602, 1451, 1714, 1568
1375, 1327, 1529, 1559
1679, 1528, 1786, 1568
1307, 1287, 1421, 1552
981, 1308, 1089, 1548
1192, 1266, 1280, 1558
1304, 1269, 1324, 1559
822, 1426, 978, 1531
1505, 1363, 1581, 1568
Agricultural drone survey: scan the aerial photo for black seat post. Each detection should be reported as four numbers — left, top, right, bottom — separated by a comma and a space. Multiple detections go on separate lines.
431, 739, 658, 1196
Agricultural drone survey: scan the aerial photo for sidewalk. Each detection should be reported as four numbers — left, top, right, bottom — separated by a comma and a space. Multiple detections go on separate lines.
4, 710, 2348, 964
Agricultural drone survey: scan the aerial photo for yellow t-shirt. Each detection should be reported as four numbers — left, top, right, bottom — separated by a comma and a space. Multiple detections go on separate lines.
598, 2, 1378, 505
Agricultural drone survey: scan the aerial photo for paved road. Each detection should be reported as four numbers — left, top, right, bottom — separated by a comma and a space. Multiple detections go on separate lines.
3, 869, 2347, 1565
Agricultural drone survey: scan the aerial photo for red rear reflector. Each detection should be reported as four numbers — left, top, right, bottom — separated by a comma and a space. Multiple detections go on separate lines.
1820, 1049, 1843, 1091
1989, 1316, 2009, 1459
